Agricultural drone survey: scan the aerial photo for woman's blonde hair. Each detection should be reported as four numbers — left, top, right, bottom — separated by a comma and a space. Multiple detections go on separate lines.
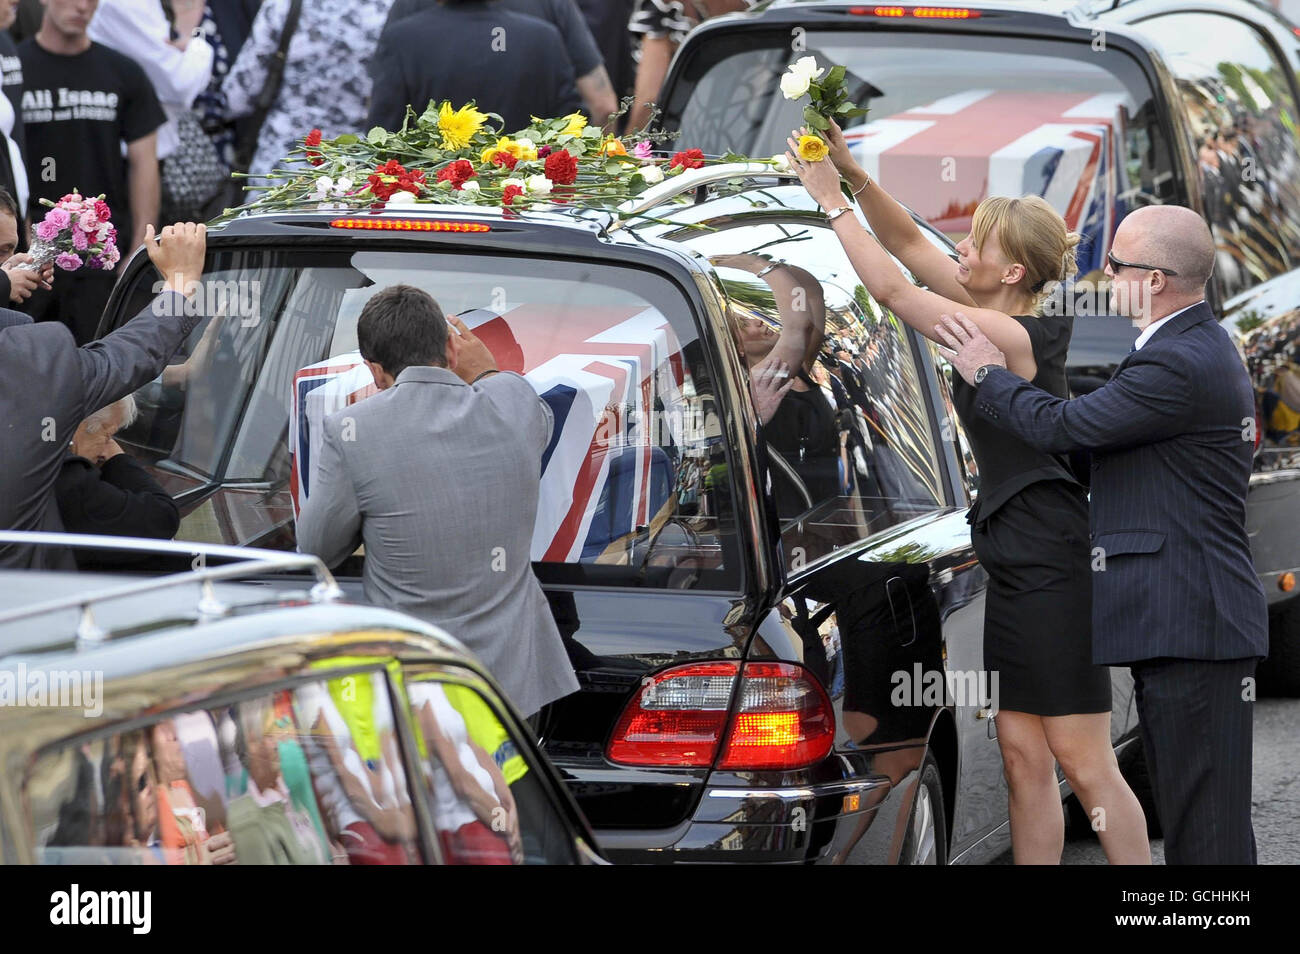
970, 195, 1081, 312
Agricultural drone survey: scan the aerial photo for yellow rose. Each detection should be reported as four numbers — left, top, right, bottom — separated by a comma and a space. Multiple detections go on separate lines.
797, 134, 829, 162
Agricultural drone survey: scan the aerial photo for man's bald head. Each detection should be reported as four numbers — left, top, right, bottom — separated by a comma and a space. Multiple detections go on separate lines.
1113, 205, 1216, 295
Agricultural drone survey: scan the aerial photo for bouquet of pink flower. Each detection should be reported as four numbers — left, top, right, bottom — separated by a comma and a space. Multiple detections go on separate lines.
24, 190, 119, 272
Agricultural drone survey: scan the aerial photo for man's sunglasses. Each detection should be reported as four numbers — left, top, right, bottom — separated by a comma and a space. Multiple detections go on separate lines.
1107, 251, 1179, 276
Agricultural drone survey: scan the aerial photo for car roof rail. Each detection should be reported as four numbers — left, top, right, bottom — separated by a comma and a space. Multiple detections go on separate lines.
613, 161, 794, 228
0, 531, 343, 647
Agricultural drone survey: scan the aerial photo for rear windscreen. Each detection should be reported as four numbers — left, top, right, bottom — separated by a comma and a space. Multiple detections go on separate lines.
107, 248, 741, 590
664, 30, 1178, 278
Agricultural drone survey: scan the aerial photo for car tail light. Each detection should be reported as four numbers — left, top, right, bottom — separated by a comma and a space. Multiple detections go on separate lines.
848, 5, 981, 17
607, 661, 833, 770
329, 218, 491, 232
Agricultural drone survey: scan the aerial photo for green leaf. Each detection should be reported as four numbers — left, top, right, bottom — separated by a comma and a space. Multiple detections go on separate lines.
334, 133, 360, 146
803, 108, 829, 131
808, 84, 823, 103
367, 127, 389, 145
835, 102, 853, 115
843, 106, 871, 121
825, 64, 846, 88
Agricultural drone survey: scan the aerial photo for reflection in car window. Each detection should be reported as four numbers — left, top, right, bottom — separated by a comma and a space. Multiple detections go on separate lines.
406, 677, 576, 865
671, 32, 1177, 275
27, 671, 421, 865
107, 251, 740, 589
1146, 11, 1300, 297
683, 217, 944, 572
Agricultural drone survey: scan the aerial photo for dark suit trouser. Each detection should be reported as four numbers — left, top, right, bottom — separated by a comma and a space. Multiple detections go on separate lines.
1130, 656, 1258, 865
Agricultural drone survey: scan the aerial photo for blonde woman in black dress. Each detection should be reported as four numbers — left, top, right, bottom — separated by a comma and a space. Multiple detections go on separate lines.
787, 123, 1150, 864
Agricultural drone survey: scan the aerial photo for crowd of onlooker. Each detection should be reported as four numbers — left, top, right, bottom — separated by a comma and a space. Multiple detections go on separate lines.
0, 0, 755, 347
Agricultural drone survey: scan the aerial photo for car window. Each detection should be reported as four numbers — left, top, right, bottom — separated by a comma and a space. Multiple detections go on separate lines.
404, 674, 577, 865
26, 670, 424, 865
665, 30, 1177, 276
107, 249, 741, 590
1139, 11, 1300, 297
676, 213, 945, 573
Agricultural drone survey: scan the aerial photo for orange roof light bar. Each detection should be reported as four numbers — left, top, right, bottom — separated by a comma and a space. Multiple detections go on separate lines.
850, 5, 981, 17
329, 218, 492, 232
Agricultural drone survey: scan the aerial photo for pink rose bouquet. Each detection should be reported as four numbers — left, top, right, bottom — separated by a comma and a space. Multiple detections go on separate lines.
23, 190, 119, 273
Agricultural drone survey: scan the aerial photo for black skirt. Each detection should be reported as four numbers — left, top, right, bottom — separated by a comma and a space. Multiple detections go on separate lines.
970, 479, 1112, 716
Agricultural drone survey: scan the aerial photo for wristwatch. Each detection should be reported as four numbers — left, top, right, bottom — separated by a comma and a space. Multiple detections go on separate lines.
826, 205, 854, 224
973, 364, 999, 385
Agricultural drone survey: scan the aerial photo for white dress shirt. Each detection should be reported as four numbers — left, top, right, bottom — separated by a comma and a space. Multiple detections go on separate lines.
89, 0, 214, 161
0, 92, 27, 211
1134, 301, 1203, 351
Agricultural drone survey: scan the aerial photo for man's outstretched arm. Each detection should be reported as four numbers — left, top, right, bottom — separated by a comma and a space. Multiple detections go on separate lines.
75, 223, 208, 418
937, 312, 1195, 454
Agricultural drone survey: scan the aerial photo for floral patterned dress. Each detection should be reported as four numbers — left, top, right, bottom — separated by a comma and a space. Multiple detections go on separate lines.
222, 0, 395, 185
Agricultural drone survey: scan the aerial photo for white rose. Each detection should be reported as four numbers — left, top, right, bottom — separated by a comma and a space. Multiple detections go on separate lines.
386, 189, 418, 206
502, 177, 526, 192
790, 56, 824, 81
460, 180, 481, 194
770, 154, 791, 172
780, 70, 812, 100
525, 174, 553, 195
336, 177, 354, 194
637, 164, 664, 185
313, 175, 334, 198
515, 137, 537, 153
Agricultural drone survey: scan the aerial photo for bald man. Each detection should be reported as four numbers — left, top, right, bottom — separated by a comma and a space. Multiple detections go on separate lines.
936, 205, 1267, 865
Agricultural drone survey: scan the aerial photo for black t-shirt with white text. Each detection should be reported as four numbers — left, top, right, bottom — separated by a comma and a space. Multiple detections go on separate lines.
17, 40, 164, 248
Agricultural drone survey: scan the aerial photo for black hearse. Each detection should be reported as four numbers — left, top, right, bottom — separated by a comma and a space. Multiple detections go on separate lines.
91, 167, 1145, 863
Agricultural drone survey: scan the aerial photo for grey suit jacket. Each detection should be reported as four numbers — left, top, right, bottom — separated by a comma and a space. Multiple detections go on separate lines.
0, 292, 201, 568
296, 365, 580, 717
976, 301, 1268, 664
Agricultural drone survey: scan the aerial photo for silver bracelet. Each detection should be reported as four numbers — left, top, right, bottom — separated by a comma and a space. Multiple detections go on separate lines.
851, 174, 872, 199
756, 261, 783, 278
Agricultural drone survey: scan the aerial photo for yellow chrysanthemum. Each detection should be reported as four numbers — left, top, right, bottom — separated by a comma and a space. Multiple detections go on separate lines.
561, 112, 588, 137
598, 137, 627, 157
438, 102, 488, 150
797, 134, 829, 162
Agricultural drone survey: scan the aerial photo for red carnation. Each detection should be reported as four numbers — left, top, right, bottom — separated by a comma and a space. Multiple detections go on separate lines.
435, 159, 476, 190
501, 184, 525, 207
543, 149, 577, 185
93, 199, 111, 220
369, 159, 426, 201
489, 151, 518, 170
670, 148, 706, 170
304, 128, 324, 166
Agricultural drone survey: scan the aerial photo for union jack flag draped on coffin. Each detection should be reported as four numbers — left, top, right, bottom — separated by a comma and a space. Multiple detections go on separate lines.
843, 89, 1137, 274
289, 304, 689, 563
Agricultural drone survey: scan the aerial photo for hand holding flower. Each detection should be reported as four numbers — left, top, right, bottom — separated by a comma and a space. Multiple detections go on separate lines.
786, 128, 846, 210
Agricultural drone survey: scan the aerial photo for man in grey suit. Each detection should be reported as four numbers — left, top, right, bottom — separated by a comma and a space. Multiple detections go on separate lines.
937, 205, 1268, 864
296, 285, 579, 720
0, 222, 208, 569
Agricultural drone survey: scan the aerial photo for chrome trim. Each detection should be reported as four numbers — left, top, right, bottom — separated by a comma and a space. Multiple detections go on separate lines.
0, 531, 342, 638
613, 162, 793, 226
704, 777, 889, 803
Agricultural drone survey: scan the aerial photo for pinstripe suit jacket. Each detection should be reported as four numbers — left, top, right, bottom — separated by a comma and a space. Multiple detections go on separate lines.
975, 301, 1268, 665
296, 365, 580, 717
